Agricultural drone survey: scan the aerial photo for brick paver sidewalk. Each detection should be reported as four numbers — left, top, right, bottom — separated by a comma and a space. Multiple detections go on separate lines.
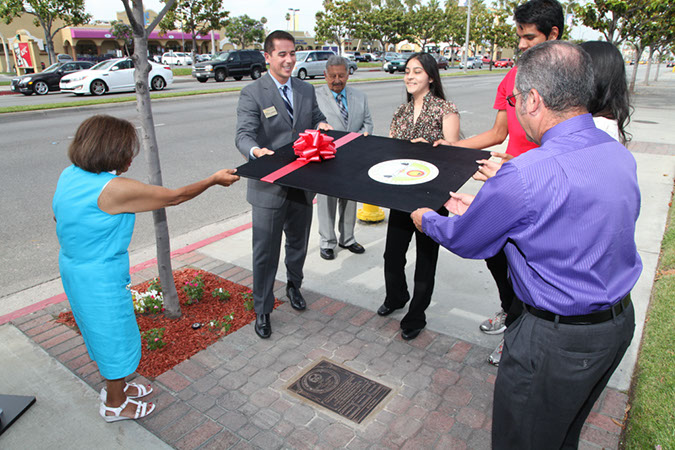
11, 251, 628, 449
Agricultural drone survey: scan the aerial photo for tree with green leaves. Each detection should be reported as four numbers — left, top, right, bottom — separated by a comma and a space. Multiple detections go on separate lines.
159, 0, 228, 63
622, 0, 674, 92
121, 0, 183, 318
110, 20, 133, 56
315, 0, 360, 55
439, 0, 467, 66
472, 2, 515, 70
407, 0, 445, 50
223, 14, 265, 49
574, 0, 640, 45
0, 0, 90, 64
361, 6, 410, 52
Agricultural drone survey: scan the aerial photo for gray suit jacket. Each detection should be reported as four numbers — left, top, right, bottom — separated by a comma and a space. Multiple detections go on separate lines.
315, 85, 373, 134
235, 73, 326, 208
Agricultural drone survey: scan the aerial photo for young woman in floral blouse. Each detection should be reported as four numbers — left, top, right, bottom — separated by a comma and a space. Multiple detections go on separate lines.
376, 52, 460, 340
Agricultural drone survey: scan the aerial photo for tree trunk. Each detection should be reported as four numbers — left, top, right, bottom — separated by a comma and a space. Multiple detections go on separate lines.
654, 51, 660, 82
629, 45, 644, 94
644, 47, 654, 86
129, 0, 182, 319
37, 16, 56, 64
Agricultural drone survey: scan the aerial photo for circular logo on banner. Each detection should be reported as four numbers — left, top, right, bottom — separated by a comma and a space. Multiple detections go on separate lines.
368, 159, 439, 185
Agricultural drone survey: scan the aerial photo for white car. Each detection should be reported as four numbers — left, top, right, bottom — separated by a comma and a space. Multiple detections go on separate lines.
59, 58, 173, 96
161, 52, 193, 65
459, 57, 483, 69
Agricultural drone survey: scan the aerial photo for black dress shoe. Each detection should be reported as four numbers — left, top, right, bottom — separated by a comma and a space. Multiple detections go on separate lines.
255, 313, 271, 339
286, 284, 306, 310
401, 328, 424, 340
320, 248, 335, 260
377, 303, 400, 316
339, 242, 366, 254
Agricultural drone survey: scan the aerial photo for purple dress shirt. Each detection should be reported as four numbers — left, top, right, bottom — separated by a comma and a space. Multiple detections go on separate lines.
422, 114, 642, 316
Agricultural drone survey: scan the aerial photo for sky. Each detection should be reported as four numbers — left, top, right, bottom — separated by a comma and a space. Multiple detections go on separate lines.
84, 0, 319, 33
84, 1, 599, 42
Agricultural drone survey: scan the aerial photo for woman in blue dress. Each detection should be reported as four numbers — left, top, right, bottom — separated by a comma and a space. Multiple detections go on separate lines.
53, 115, 239, 422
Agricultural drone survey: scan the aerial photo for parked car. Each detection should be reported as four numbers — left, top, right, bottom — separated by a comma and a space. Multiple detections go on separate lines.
666, 60, 674, 68
347, 60, 358, 75
60, 58, 173, 96
459, 57, 483, 69
56, 54, 74, 62
196, 54, 213, 62
10, 61, 95, 95
364, 52, 380, 61
192, 50, 266, 82
382, 54, 408, 73
432, 54, 449, 70
161, 51, 192, 65
494, 58, 514, 68
481, 56, 493, 65
292, 50, 337, 79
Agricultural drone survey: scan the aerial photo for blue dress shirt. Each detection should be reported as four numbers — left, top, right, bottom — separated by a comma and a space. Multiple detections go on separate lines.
422, 114, 642, 315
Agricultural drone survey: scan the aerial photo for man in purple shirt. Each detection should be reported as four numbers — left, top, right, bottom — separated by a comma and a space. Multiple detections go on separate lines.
411, 41, 641, 448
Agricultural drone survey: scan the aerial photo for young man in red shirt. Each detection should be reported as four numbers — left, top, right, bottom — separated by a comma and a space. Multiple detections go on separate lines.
449, 0, 564, 365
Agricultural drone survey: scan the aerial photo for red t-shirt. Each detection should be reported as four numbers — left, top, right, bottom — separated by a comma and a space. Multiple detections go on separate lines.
494, 67, 538, 157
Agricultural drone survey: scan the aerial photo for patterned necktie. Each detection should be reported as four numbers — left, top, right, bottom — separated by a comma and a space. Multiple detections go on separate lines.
336, 93, 348, 125
280, 85, 294, 120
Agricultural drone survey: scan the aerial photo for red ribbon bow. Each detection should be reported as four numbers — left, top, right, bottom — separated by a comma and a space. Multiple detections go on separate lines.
293, 130, 336, 162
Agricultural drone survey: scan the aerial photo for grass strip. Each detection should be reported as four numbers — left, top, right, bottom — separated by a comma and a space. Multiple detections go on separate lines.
0, 69, 505, 114
0, 87, 243, 113
0, 81, 10, 86
623, 185, 675, 449
172, 68, 192, 76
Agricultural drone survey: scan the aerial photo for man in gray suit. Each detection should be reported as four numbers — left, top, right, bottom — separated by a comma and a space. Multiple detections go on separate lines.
235, 30, 331, 338
315, 55, 374, 260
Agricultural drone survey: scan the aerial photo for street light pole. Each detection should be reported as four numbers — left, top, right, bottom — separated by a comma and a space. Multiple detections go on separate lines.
463, 0, 471, 74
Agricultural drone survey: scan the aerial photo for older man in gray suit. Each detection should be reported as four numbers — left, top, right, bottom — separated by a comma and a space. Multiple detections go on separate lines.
315, 55, 374, 260
235, 30, 331, 338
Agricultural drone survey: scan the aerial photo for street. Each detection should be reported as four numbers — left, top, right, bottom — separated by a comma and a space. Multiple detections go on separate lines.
0, 65, 497, 107
0, 73, 503, 299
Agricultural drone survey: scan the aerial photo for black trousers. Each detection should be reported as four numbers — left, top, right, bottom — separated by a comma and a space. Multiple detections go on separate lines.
492, 302, 635, 449
485, 249, 521, 328
383, 208, 448, 330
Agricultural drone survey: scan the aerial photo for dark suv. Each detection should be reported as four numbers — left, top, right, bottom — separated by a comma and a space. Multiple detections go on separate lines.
191, 50, 266, 82
11, 61, 94, 95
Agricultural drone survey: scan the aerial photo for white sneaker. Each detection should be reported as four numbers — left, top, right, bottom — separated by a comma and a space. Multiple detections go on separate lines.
488, 339, 504, 366
479, 310, 507, 335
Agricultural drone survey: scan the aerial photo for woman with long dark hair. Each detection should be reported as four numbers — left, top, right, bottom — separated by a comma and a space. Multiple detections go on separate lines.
376, 53, 460, 340
580, 41, 632, 144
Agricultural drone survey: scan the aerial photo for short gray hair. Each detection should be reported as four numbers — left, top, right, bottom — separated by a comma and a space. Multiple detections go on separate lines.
515, 41, 593, 114
326, 55, 349, 71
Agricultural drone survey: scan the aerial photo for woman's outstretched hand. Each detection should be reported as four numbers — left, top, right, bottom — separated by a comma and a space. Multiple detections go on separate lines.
444, 192, 474, 216
213, 169, 240, 187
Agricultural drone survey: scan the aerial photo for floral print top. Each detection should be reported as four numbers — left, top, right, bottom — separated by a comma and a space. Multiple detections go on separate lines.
390, 92, 459, 142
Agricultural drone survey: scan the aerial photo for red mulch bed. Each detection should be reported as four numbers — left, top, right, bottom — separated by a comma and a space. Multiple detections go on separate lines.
55, 267, 280, 378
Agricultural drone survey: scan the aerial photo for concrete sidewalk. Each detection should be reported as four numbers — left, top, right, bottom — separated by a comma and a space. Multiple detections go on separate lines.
0, 74, 673, 449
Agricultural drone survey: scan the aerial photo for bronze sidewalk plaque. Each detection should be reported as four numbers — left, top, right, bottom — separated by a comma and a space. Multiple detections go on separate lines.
287, 359, 392, 424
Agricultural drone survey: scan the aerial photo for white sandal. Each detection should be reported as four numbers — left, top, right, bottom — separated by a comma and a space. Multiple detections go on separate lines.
100, 382, 153, 401
99, 397, 156, 422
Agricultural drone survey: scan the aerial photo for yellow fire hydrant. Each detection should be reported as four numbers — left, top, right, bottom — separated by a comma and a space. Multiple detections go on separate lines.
357, 203, 385, 223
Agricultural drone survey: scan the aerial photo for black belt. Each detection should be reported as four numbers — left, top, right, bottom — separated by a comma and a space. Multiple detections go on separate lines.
523, 293, 631, 325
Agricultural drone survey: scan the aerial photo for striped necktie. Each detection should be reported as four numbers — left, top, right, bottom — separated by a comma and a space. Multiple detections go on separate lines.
280, 85, 293, 120
336, 93, 348, 125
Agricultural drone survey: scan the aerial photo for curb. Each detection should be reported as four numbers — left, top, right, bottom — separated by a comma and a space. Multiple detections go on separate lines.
0, 222, 253, 326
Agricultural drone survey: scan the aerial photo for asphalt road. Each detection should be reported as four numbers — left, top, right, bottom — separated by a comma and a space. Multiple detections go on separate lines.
0, 73, 503, 300
0, 65, 501, 107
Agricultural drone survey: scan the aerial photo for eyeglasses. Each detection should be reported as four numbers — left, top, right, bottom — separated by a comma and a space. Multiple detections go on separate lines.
506, 91, 522, 107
